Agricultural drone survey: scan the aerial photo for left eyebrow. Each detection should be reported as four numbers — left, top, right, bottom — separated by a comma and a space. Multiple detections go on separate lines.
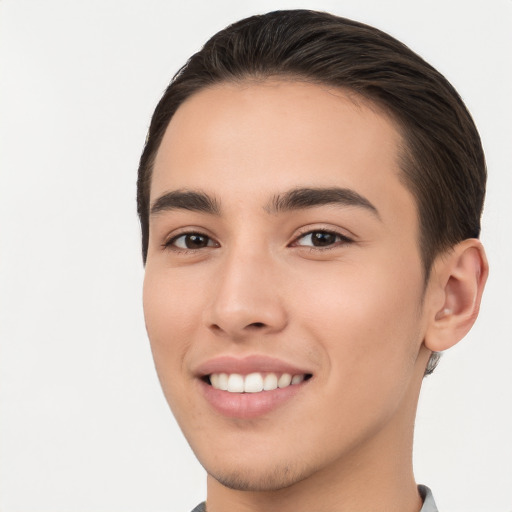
266, 187, 381, 219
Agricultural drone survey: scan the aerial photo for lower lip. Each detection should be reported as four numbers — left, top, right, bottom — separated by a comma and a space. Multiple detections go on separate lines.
199, 379, 307, 419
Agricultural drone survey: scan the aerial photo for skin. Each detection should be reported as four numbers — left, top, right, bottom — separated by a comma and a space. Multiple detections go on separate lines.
143, 81, 487, 512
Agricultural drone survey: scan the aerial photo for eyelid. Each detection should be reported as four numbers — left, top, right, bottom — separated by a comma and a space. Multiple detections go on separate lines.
162, 228, 220, 251
160, 225, 353, 253
290, 226, 354, 248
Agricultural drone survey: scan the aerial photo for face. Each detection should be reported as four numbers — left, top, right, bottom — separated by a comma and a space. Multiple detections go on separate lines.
143, 81, 432, 492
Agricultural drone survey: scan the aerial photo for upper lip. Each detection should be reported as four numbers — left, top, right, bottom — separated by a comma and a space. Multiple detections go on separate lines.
194, 354, 312, 378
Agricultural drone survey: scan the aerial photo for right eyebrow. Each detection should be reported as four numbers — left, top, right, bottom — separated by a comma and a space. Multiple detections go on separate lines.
150, 190, 221, 216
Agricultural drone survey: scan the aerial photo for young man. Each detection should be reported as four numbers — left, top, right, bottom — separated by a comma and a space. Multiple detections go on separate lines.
137, 10, 488, 512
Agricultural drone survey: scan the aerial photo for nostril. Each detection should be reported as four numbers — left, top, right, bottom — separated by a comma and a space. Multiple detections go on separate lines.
248, 322, 266, 329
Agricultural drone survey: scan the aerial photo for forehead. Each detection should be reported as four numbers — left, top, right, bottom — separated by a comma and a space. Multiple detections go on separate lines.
151, 80, 415, 226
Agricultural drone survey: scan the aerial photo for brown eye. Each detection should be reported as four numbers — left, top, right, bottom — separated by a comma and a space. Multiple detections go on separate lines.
310, 231, 337, 246
295, 230, 351, 248
168, 233, 217, 250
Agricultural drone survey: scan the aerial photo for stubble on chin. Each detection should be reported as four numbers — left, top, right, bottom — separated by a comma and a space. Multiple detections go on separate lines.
207, 460, 314, 492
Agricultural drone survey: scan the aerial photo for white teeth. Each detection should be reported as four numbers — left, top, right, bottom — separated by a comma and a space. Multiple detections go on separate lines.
263, 373, 278, 391
244, 372, 264, 393
210, 373, 220, 388
278, 373, 292, 388
291, 374, 304, 385
217, 373, 228, 391
209, 372, 307, 393
227, 373, 244, 393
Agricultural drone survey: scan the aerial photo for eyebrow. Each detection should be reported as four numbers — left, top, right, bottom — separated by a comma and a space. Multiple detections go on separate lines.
150, 190, 220, 216
266, 187, 380, 218
150, 186, 380, 219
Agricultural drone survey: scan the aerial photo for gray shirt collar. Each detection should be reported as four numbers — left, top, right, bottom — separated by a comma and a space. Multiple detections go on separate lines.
419, 485, 439, 511
191, 484, 438, 511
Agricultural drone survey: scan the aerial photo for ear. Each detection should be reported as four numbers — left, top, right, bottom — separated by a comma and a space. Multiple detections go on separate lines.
424, 239, 488, 352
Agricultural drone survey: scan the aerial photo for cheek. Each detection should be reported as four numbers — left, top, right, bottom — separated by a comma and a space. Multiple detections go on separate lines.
143, 262, 204, 333
142, 268, 201, 393
292, 259, 424, 381
292, 264, 424, 440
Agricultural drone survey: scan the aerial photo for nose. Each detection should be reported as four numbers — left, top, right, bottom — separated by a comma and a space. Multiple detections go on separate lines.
203, 246, 288, 340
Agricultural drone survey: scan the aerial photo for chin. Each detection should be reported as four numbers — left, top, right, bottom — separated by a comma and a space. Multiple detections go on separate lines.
206, 461, 312, 492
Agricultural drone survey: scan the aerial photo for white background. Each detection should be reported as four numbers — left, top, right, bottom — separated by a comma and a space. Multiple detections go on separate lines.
1, 1, 511, 511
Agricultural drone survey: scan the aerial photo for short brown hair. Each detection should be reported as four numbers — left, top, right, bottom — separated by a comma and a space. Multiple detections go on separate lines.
137, 10, 486, 373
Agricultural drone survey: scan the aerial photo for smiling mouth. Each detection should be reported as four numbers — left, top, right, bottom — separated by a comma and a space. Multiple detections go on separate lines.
204, 372, 313, 393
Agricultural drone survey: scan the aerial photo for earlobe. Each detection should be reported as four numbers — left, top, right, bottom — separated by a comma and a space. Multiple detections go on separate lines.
424, 239, 488, 353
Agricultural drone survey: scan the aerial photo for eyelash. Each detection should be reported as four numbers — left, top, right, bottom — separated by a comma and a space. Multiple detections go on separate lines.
163, 228, 353, 254
291, 228, 353, 250
163, 231, 218, 253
